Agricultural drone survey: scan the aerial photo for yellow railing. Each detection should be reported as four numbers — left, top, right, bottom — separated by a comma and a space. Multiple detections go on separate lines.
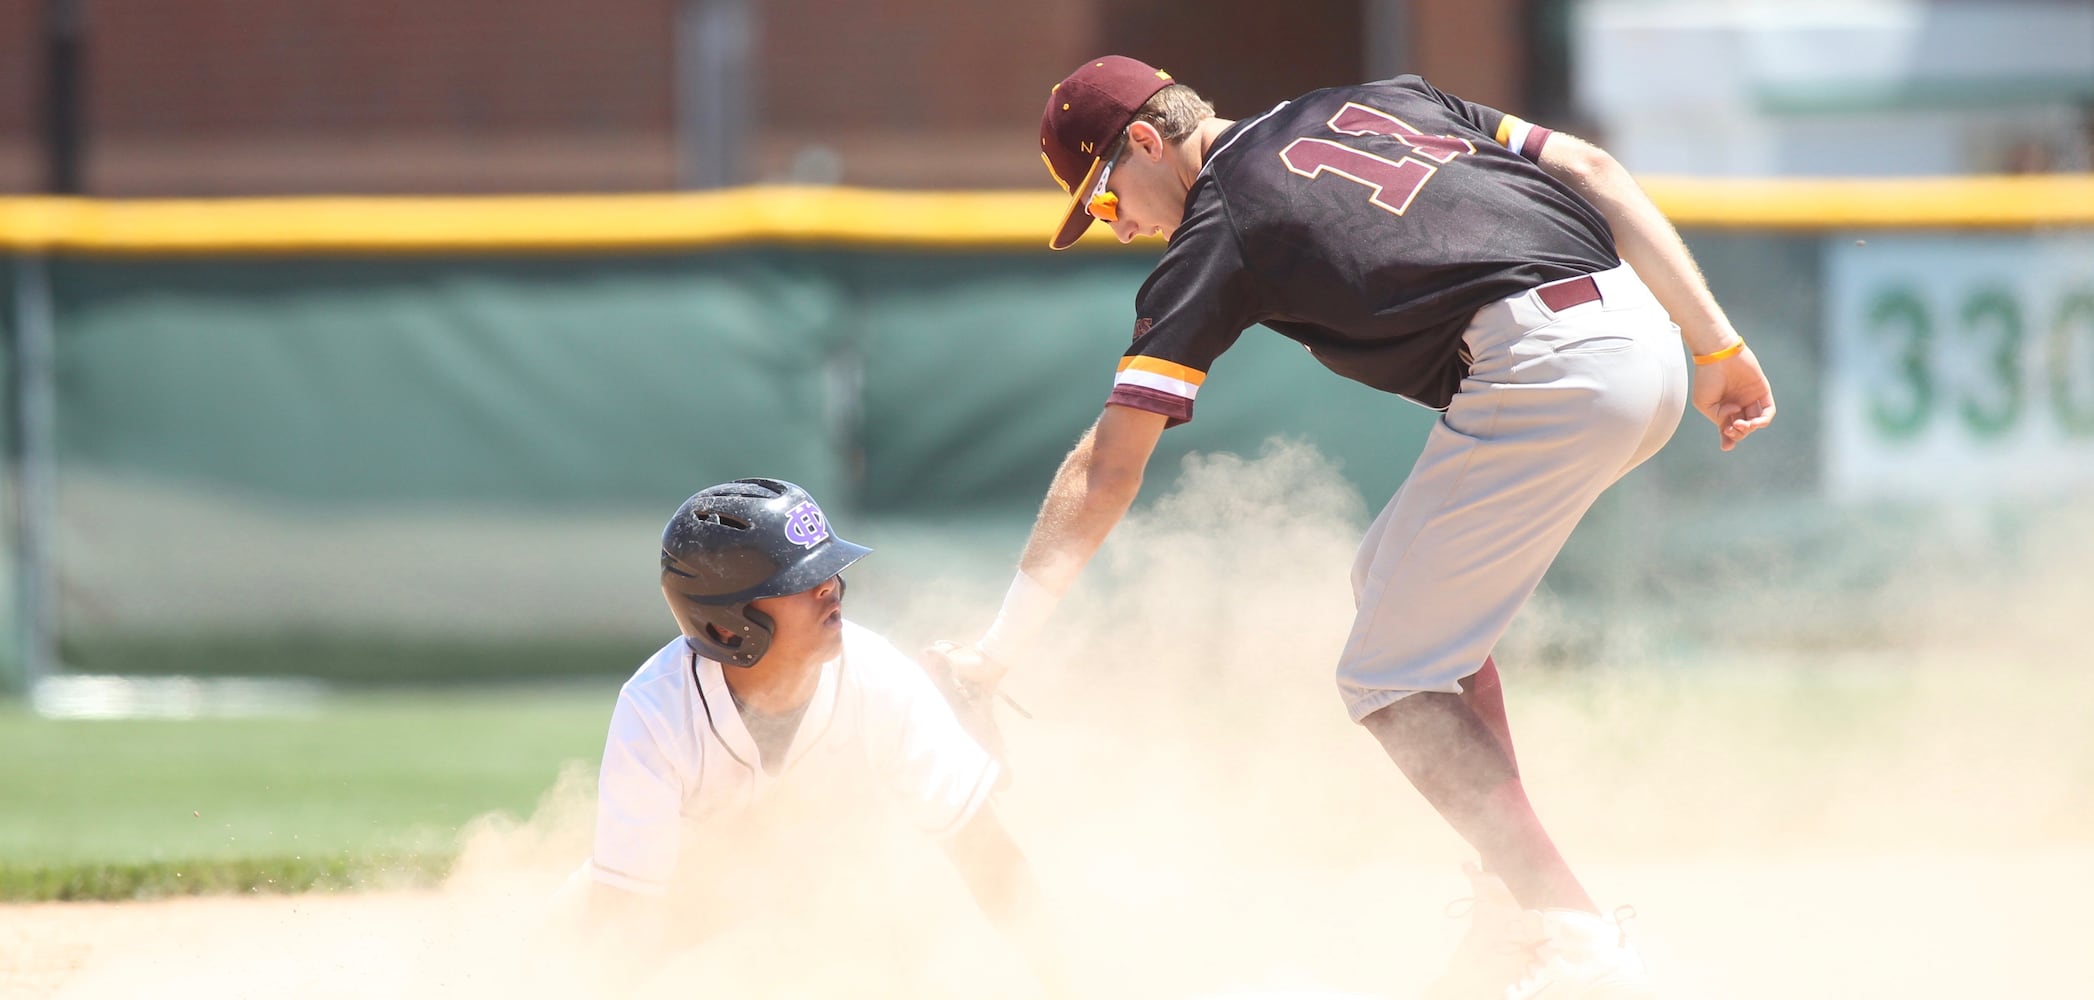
1, 176, 2089, 256
1637, 175, 2094, 231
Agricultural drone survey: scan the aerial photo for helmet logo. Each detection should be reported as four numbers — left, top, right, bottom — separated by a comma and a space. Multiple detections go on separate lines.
782, 499, 831, 549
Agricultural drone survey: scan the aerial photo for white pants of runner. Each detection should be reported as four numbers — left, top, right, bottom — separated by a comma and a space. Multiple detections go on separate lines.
1338, 261, 1688, 722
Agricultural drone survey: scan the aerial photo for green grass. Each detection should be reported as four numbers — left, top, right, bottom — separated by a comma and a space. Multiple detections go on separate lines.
0, 852, 452, 901
0, 684, 617, 899
59, 632, 660, 685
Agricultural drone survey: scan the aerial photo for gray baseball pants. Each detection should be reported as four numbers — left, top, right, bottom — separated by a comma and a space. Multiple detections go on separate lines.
1339, 261, 1687, 722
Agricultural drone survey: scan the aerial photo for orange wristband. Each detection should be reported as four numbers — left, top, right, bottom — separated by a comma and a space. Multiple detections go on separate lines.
1693, 340, 1745, 366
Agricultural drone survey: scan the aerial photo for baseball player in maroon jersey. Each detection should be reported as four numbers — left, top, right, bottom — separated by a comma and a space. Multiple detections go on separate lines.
933, 56, 1776, 999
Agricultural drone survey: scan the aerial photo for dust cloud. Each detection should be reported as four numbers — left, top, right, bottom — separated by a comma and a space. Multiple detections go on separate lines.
15, 441, 2094, 999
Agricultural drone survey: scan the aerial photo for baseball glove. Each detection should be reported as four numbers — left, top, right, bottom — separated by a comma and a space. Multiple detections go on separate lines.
918, 640, 1010, 765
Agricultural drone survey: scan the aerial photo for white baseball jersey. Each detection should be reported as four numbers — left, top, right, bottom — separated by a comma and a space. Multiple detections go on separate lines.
587, 621, 1002, 896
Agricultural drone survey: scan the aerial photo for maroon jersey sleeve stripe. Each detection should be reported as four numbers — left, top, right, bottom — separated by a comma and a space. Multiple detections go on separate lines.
1521, 125, 1553, 161
1107, 385, 1193, 427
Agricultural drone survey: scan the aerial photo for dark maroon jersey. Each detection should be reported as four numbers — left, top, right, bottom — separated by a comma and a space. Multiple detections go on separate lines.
1107, 76, 1620, 424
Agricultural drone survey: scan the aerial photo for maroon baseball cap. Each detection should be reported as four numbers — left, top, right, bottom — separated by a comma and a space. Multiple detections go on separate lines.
1039, 56, 1175, 250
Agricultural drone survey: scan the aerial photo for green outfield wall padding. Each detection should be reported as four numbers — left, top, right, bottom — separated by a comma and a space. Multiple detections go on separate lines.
10, 236, 1855, 681
50, 255, 853, 507
42, 251, 1450, 517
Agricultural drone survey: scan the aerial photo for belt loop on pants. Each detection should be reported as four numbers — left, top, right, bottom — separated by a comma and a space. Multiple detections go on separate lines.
1533, 274, 1602, 312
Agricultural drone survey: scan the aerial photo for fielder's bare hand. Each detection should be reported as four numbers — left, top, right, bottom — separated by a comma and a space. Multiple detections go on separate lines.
918, 640, 1011, 763
922, 639, 1009, 695
1692, 344, 1776, 451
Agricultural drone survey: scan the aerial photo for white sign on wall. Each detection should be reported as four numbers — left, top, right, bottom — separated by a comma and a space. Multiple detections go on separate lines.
1825, 234, 2094, 501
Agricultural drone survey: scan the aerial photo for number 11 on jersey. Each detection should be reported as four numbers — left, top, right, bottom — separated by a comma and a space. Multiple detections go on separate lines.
1280, 102, 1476, 216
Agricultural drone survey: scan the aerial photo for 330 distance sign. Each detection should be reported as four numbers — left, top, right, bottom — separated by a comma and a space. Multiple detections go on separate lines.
1826, 234, 2094, 501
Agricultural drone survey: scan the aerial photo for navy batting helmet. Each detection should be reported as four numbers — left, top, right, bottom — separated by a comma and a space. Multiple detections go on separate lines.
660, 478, 870, 667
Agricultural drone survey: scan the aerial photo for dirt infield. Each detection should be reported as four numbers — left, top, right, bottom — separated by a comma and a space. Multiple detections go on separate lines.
10, 454, 2091, 998
12, 637, 2094, 1000
6, 849, 2090, 999
2, 891, 443, 999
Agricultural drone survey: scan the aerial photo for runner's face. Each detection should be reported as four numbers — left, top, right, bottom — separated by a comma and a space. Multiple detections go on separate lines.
747, 574, 845, 667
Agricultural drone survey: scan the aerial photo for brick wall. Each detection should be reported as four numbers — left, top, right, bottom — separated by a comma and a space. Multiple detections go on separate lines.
0, 0, 39, 190
1410, 0, 1526, 114
0, 1, 1529, 196
1101, 0, 1366, 115
749, 0, 1104, 188
71, 0, 679, 194
745, 0, 1372, 190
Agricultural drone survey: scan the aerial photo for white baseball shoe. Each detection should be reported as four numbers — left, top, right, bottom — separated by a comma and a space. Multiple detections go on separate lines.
1500, 908, 1654, 1000
1421, 863, 1532, 1000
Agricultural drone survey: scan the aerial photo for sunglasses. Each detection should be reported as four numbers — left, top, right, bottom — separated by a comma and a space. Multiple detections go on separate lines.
1086, 142, 1126, 222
